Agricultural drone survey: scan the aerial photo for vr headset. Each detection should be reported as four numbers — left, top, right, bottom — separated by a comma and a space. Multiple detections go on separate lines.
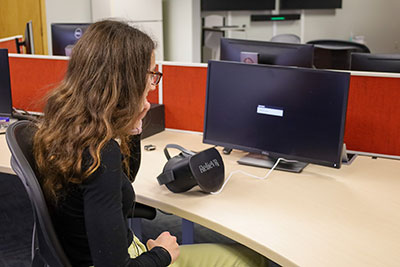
156, 144, 225, 193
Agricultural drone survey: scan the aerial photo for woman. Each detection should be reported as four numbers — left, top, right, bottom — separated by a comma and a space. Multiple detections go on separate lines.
34, 20, 267, 266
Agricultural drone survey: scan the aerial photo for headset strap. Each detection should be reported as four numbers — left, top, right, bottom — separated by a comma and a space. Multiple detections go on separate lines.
164, 144, 195, 160
156, 170, 174, 185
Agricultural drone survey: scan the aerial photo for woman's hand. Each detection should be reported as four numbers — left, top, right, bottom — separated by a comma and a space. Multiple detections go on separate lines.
146, 231, 180, 264
130, 100, 151, 135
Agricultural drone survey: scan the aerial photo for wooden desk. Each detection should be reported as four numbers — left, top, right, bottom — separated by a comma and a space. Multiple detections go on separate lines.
137, 130, 400, 267
2, 130, 400, 266
0, 134, 14, 175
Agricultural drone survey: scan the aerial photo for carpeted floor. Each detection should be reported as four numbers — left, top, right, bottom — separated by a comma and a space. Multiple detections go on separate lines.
0, 173, 33, 267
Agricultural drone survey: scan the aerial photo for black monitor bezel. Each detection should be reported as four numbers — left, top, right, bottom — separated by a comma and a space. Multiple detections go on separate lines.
201, 0, 275, 11
0, 49, 13, 117
203, 60, 350, 169
15, 21, 35, 54
24, 21, 35, 54
280, 0, 342, 10
220, 37, 314, 68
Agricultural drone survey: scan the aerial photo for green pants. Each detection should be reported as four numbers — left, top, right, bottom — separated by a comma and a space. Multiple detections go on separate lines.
129, 235, 269, 267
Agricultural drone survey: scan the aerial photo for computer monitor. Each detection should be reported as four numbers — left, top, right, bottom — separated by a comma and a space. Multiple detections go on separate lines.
280, 0, 342, 9
203, 60, 350, 172
220, 38, 314, 68
201, 0, 275, 11
0, 49, 13, 117
51, 23, 91, 56
350, 53, 400, 73
15, 20, 35, 54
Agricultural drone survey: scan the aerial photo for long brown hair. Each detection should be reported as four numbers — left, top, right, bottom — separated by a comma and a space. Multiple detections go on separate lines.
33, 20, 155, 202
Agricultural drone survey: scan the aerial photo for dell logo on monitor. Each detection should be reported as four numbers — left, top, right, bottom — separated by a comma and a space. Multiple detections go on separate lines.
74, 28, 83, 39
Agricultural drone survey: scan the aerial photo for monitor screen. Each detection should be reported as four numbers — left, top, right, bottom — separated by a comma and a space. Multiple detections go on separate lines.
51, 23, 91, 56
280, 0, 342, 9
201, 0, 275, 11
0, 49, 13, 117
350, 53, 400, 73
203, 60, 350, 169
220, 38, 314, 68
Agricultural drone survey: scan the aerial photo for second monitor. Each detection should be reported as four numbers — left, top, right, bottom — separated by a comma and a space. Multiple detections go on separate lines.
220, 37, 314, 68
51, 23, 91, 56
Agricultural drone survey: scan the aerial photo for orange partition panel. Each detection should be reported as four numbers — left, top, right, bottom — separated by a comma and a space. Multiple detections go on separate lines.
344, 75, 400, 156
147, 65, 160, 103
8, 56, 399, 157
147, 88, 158, 104
8, 56, 159, 112
162, 65, 208, 132
9, 56, 68, 112
0, 38, 20, 53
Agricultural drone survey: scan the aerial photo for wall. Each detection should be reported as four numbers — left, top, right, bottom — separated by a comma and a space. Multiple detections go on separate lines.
201, 0, 400, 54
45, 0, 92, 55
303, 0, 400, 53
163, 0, 201, 62
0, 0, 47, 54
91, 0, 164, 60
41, 0, 400, 59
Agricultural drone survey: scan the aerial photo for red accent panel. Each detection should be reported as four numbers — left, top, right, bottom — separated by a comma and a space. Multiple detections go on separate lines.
147, 87, 158, 103
9, 57, 159, 112
9, 57, 68, 112
147, 64, 160, 103
0, 39, 19, 53
163, 65, 208, 132
344, 75, 400, 156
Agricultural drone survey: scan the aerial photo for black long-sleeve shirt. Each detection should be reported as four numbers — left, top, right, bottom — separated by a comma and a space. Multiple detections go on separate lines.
49, 135, 171, 266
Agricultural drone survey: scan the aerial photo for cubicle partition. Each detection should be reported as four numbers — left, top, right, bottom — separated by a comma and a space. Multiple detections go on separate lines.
0, 36, 23, 54
9, 54, 68, 112
162, 63, 208, 132
345, 72, 400, 157
8, 54, 160, 112
6, 54, 400, 158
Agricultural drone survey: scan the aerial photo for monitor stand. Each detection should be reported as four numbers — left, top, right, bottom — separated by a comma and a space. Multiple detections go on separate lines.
341, 143, 357, 165
237, 153, 308, 173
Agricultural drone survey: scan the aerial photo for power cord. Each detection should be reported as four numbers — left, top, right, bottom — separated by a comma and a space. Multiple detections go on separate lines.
211, 157, 299, 195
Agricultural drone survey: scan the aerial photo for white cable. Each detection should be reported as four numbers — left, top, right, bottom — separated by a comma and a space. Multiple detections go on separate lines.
211, 157, 299, 195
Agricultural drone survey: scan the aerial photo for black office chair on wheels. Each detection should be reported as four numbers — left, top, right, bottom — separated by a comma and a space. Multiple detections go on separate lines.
307, 39, 370, 53
6, 120, 157, 266
6, 120, 72, 267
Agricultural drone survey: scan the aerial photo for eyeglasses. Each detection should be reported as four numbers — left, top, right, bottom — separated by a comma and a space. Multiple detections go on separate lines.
147, 70, 163, 85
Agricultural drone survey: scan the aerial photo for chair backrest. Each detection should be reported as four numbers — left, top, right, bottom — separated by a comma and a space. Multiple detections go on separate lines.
306, 39, 370, 53
350, 52, 400, 73
306, 39, 370, 70
6, 120, 72, 267
270, 34, 301, 44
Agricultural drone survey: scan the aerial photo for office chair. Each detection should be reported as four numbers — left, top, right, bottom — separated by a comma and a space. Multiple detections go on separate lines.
270, 34, 301, 44
306, 39, 370, 53
350, 52, 400, 73
6, 120, 157, 265
306, 39, 370, 70
6, 120, 72, 267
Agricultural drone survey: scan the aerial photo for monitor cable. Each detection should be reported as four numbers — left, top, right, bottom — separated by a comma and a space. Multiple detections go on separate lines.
211, 157, 299, 195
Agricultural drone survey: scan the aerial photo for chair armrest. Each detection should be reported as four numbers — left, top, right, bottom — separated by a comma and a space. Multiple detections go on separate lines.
128, 203, 156, 220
